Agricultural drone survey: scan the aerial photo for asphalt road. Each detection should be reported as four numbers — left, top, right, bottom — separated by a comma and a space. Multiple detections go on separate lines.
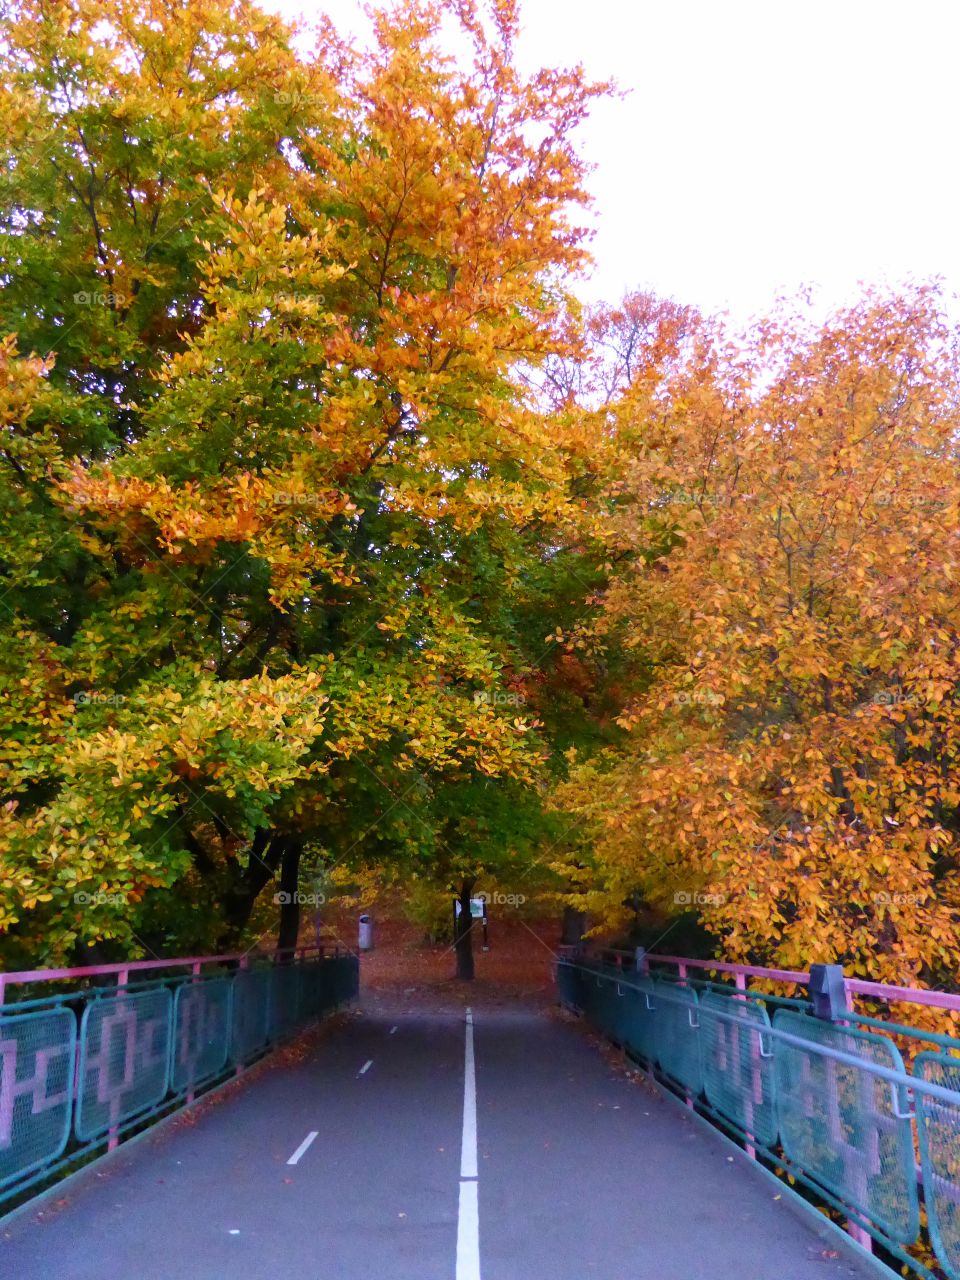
0, 1004, 882, 1280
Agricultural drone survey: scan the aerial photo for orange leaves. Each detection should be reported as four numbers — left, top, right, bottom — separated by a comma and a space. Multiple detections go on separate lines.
0, 0, 617, 962
62, 464, 362, 603
558, 285, 960, 996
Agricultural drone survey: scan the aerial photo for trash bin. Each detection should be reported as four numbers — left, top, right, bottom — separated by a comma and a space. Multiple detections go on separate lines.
358, 913, 373, 951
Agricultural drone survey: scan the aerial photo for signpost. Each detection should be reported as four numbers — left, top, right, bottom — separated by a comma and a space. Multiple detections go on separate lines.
454, 896, 490, 950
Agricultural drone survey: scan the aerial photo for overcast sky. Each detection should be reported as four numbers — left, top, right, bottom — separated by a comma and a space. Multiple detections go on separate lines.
267, 0, 960, 323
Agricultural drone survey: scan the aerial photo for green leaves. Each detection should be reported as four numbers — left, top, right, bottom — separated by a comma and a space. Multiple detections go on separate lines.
0, 0, 611, 964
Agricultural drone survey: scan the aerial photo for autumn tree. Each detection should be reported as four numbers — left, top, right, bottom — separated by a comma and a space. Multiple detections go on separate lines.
535, 288, 700, 410
0, 0, 612, 966
558, 286, 960, 994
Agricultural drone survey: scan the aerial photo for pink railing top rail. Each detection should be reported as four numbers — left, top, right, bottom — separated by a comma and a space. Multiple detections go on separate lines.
843, 978, 960, 1013
0, 944, 335, 1005
650, 953, 809, 984
562, 944, 960, 1015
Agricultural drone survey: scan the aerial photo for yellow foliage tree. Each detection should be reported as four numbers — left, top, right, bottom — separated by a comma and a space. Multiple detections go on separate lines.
559, 286, 960, 991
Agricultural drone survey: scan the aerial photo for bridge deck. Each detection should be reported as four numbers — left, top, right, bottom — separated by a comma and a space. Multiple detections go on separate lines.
1, 1004, 880, 1280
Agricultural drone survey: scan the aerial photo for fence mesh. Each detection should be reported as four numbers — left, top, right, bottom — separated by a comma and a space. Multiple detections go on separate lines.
0, 1007, 75, 1189
76, 987, 172, 1141
270, 966, 302, 1041
651, 981, 702, 1094
171, 979, 232, 1092
620, 975, 658, 1064
593, 968, 627, 1043
915, 1052, 960, 1280
332, 954, 358, 1007
558, 960, 960, 1269
230, 968, 272, 1063
772, 1009, 919, 1243
700, 991, 778, 1147
0, 953, 355, 1207
300, 958, 336, 1019
557, 961, 661, 1065
556, 960, 585, 1012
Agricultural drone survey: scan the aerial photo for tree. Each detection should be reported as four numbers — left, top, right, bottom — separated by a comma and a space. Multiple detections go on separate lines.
536, 288, 701, 410
0, 0, 612, 965
0, 0, 325, 442
558, 286, 960, 1001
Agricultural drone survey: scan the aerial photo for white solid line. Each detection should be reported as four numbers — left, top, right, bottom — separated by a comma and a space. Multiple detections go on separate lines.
286, 1130, 318, 1166
359, 1059, 373, 1075
460, 1007, 477, 1179
456, 1178, 481, 1280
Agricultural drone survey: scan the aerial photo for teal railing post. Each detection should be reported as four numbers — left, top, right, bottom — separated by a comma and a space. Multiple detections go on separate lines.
808, 963, 873, 1254
733, 971, 757, 1160
185, 961, 202, 1105
106, 967, 130, 1152
808, 964, 847, 1022
235, 954, 249, 1078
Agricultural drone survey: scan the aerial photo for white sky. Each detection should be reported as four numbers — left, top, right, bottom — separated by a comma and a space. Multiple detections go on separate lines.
267, 0, 960, 324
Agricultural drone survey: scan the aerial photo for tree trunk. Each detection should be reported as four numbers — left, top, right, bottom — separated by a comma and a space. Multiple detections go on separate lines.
72, 939, 123, 980
277, 839, 304, 961
218, 829, 284, 945
561, 907, 586, 946
455, 877, 476, 980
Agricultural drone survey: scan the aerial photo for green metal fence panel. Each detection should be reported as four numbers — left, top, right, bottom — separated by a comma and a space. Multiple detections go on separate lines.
569, 962, 586, 1009
700, 991, 777, 1147
574, 964, 593, 1014
915, 1052, 960, 1280
270, 965, 301, 1041
0, 1007, 75, 1190
772, 1009, 919, 1243
607, 971, 635, 1046
592, 968, 624, 1042
76, 988, 172, 1141
299, 959, 332, 1020
583, 968, 605, 1023
556, 961, 580, 1009
574, 967, 603, 1023
171, 979, 232, 1091
651, 980, 702, 1094
230, 969, 272, 1065
0, 951, 358, 1211
577, 965, 595, 1016
336, 954, 359, 1005
620, 975, 658, 1064
557, 960, 582, 1010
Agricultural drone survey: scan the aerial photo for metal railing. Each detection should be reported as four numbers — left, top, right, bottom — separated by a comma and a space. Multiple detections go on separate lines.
557, 950, 960, 1280
0, 946, 359, 1211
